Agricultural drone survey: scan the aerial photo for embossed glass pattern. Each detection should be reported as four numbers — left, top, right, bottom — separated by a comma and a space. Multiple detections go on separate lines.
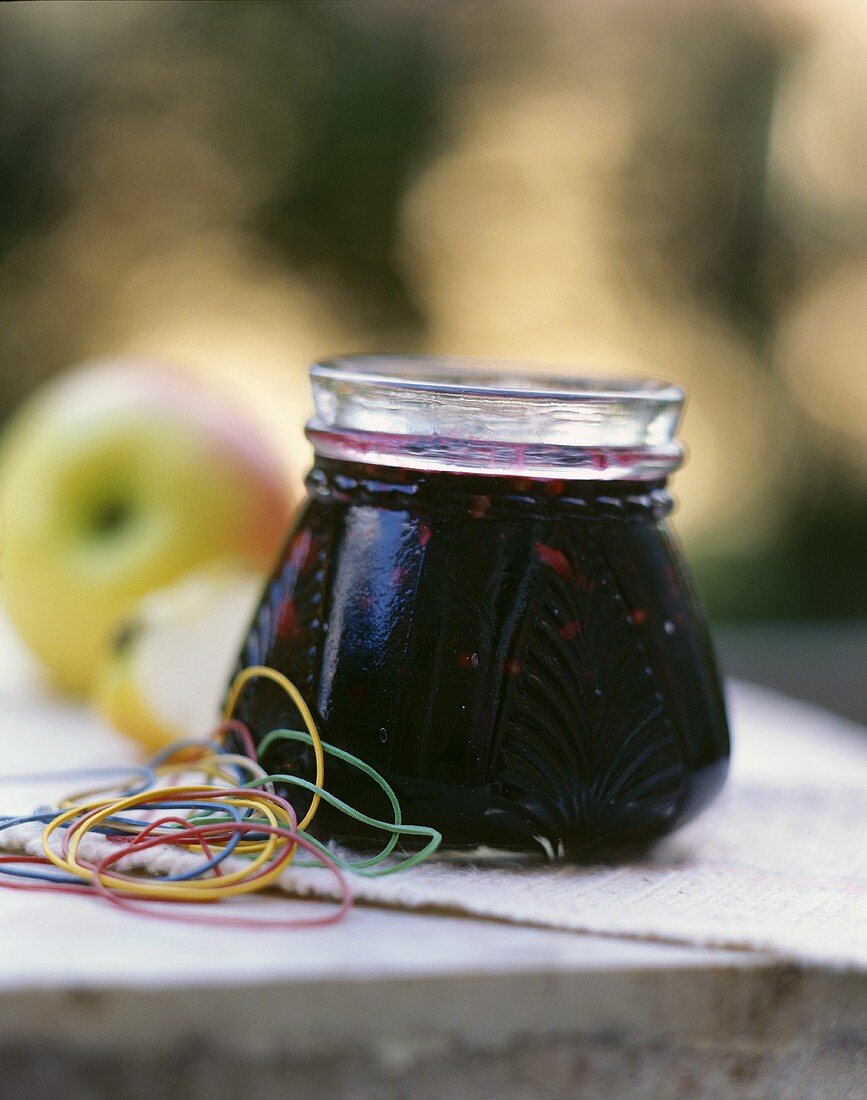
231, 357, 730, 860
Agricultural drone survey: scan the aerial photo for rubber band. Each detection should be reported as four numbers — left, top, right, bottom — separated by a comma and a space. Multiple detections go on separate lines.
61, 807, 245, 883
0, 855, 96, 895
0, 665, 441, 926
92, 823, 352, 929
45, 789, 293, 898
0, 853, 83, 887
0, 765, 156, 802
222, 665, 324, 831
212, 719, 258, 763
255, 729, 442, 874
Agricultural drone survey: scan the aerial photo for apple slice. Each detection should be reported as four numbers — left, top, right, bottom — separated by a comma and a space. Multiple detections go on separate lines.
95, 563, 263, 750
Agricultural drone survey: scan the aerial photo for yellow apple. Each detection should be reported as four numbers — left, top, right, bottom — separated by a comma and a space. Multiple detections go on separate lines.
95, 563, 263, 750
0, 360, 291, 695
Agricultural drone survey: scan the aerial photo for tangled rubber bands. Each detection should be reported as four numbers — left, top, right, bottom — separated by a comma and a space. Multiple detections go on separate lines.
0, 666, 441, 929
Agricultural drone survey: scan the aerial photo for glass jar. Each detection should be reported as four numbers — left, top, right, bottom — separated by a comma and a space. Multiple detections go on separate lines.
230, 356, 729, 860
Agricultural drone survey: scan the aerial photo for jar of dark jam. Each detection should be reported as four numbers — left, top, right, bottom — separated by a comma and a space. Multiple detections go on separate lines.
230, 356, 729, 860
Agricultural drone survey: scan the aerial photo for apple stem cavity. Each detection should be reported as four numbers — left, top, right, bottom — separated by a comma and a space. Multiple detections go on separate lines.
90, 497, 135, 538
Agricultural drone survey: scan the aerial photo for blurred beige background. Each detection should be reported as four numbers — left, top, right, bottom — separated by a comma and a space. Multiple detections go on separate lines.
0, 1, 864, 660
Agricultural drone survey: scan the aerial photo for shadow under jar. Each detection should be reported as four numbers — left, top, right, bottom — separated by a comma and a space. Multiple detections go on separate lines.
230, 357, 730, 861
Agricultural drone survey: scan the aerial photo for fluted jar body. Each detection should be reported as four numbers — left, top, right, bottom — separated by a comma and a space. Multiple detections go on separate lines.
230, 357, 729, 860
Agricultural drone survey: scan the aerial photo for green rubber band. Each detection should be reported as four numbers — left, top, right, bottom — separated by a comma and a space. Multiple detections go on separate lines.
248, 772, 441, 876
246, 728, 442, 876
187, 728, 441, 876
257, 728, 403, 867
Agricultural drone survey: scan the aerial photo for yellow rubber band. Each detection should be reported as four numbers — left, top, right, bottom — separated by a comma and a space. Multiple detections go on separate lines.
41, 786, 291, 899
222, 665, 324, 832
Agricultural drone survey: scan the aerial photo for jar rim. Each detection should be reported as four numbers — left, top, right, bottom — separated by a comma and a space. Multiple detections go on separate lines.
311, 355, 684, 405
307, 354, 685, 481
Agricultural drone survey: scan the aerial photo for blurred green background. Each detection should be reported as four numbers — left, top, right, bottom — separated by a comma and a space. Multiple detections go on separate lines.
0, 1, 864, 713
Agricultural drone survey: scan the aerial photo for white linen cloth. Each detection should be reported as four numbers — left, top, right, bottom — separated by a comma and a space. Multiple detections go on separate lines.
1, 616, 865, 969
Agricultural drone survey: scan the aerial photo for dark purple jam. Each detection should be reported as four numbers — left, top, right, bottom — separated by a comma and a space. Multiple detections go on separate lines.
229, 457, 729, 859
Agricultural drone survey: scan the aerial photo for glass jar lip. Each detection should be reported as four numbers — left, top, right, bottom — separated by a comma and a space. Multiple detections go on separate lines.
311, 354, 684, 405
308, 354, 685, 481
